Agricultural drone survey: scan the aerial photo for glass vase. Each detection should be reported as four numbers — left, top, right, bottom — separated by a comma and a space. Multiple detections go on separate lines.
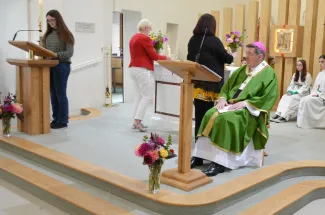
2, 116, 11, 137
148, 159, 164, 194
230, 48, 237, 53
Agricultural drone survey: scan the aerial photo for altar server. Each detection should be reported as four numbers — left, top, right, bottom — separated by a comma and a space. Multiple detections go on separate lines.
297, 55, 325, 129
271, 59, 312, 123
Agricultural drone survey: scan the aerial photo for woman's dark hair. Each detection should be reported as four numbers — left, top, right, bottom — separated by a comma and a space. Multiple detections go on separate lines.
294, 59, 307, 82
319, 55, 325, 60
193, 13, 216, 36
42, 10, 74, 45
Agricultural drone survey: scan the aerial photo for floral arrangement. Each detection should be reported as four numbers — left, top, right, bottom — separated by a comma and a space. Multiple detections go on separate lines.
0, 93, 24, 137
135, 133, 176, 165
135, 133, 176, 193
225, 31, 244, 52
150, 31, 168, 53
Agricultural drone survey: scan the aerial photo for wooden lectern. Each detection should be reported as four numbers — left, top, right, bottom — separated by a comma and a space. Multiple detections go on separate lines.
158, 60, 221, 191
6, 41, 59, 135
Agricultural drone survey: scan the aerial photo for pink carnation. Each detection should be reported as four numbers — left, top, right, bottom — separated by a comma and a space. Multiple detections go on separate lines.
149, 150, 159, 161
12, 103, 23, 114
136, 143, 151, 157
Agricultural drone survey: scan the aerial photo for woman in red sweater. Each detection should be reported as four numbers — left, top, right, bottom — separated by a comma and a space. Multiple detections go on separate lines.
129, 19, 169, 132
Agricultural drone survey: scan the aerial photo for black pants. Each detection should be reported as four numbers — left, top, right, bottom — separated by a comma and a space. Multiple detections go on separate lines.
194, 99, 215, 141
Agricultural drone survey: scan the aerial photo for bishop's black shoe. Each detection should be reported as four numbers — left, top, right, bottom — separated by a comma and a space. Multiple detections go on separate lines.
191, 157, 203, 168
202, 162, 225, 177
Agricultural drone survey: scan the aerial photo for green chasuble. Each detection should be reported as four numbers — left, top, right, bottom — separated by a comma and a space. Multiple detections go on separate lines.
197, 65, 278, 154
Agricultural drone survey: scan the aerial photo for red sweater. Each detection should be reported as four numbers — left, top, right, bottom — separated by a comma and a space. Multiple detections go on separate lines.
129, 33, 167, 71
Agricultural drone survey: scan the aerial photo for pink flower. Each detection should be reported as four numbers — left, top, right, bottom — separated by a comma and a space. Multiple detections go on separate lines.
235, 38, 239, 43
156, 136, 165, 145
227, 38, 233, 43
143, 153, 154, 165
12, 103, 23, 114
136, 143, 151, 157
163, 37, 168, 42
149, 150, 159, 161
134, 144, 141, 156
3, 104, 13, 112
226, 34, 230, 38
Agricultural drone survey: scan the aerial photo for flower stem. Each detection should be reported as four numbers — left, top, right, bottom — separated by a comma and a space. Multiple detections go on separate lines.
2, 116, 11, 137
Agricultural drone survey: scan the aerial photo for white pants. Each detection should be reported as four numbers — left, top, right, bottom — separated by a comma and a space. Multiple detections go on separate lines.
130, 67, 154, 121
276, 94, 303, 120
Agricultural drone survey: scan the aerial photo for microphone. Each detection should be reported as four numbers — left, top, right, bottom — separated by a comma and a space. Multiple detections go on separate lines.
12, 30, 42, 41
195, 28, 207, 63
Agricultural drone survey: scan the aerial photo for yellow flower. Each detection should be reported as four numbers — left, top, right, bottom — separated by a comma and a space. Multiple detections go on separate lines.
159, 148, 168, 158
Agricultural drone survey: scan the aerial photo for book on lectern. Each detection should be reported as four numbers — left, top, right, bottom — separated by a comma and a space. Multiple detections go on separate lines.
200, 64, 222, 79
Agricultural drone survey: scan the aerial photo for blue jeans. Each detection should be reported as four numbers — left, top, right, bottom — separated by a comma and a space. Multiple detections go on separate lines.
50, 63, 70, 124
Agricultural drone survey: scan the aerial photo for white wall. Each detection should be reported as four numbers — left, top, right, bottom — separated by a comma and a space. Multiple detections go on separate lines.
0, 0, 28, 96
0, 0, 113, 113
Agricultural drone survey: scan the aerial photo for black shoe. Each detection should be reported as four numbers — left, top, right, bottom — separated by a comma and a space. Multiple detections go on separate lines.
202, 162, 225, 177
275, 117, 286, 123
51, 123, 68, 129
191, 157, 203, 168
270, 114, 280, 122
50, 120, 56, 127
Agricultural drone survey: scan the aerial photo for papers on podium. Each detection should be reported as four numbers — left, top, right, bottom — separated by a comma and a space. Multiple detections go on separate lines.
200, 65, 222, 80
217, 105, 245, 113
217, 105, 235, 113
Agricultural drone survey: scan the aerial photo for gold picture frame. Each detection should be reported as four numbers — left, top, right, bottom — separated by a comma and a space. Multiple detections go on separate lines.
270, 25, 303, 58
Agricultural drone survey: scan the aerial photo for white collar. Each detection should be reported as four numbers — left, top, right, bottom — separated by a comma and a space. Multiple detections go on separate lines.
246, 61, 268, 77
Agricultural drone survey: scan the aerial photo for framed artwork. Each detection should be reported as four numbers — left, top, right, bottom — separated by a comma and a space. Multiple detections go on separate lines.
270, 25, 303, 58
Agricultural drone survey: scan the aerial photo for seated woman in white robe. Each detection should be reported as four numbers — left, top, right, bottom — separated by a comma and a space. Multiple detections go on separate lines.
297, 55, 325, 129
271, 59, 312, 123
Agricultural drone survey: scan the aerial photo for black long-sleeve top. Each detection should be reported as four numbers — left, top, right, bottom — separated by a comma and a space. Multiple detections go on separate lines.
187, 34, 233, 96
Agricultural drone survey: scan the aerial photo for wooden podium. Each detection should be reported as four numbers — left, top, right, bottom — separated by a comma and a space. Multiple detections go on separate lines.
6, 41, 59, 135
157, 60, 221, 191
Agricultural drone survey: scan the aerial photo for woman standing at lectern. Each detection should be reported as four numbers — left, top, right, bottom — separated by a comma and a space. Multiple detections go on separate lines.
42, 10, 74, 129
187, 14, 235, 168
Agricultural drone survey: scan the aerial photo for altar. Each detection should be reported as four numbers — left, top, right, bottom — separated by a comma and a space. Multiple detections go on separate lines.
151, 62, 239, 132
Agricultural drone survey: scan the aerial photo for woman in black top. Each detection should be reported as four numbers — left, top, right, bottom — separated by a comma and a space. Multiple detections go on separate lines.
187, 14, 234, 168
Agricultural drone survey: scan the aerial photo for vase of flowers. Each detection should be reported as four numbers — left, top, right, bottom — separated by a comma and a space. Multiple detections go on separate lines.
0, 93, 24, 137
150, 31, 168, 53
225, 31, 244, 53
135, 133, 176, 194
